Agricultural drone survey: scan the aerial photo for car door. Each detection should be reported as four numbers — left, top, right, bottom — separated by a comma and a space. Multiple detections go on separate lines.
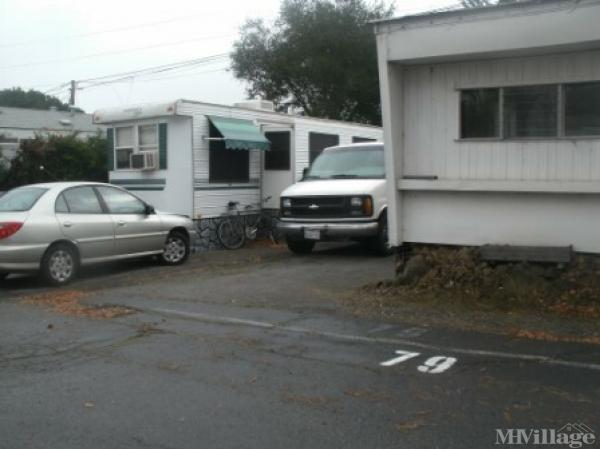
95, 186, 166, 256
55, 186, 115, 261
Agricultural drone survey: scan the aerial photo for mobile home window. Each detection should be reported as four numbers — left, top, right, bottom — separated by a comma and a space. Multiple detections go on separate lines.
138, 125, 158, 151
565, 81, 600, 137
209, 122, 249, 183
460, 88, 500, 138
309, 132, 339, 164
115, 126, 134, 169
352, 136, 377, 143
264, 131, 291, 171
503, 85, 558, 138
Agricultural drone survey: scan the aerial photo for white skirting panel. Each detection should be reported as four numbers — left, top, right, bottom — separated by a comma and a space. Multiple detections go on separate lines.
402, 191, 600, 253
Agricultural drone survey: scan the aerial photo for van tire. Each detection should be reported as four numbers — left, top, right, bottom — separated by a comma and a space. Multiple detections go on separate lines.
372, 213, 392, 256
286, 239, 315, 255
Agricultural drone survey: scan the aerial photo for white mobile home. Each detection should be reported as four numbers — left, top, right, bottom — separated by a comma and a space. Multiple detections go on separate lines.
93, 99, 381, 248
375, 0, 600, 253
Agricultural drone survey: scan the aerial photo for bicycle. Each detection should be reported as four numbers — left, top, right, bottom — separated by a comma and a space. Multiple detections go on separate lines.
217, 197, 278, 250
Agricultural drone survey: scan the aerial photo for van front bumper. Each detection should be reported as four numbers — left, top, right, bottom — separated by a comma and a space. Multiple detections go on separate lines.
277, 220, 379, 240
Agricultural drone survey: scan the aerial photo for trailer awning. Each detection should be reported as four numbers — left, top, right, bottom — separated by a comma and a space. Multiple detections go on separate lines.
207, 115, 270, 151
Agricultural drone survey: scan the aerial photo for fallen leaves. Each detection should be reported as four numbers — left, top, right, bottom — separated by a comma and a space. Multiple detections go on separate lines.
395, 411, 431, 432
512, 329, 600, 345
21, 290, 134, 320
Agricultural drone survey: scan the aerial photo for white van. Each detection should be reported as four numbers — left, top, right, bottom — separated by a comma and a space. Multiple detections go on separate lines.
277, 143, 389, 255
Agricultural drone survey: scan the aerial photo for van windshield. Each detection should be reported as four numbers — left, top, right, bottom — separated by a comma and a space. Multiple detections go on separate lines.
0, 187, 48, 212
305, 145, 385, 180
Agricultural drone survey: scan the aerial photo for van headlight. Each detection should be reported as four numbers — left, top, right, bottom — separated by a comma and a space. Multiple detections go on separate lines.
349, 196, 373, 217
282, 198, 292, 208
350, 197, 363, 207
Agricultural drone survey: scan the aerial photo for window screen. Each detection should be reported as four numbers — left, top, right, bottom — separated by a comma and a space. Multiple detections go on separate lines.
309, 133, 339, 164
460, 89, 500, 138
352, 136, 377, 143
265, 131, 291, 171
565, 82, 600, 137
209, 122, 250, 183
503, 85, 558, 138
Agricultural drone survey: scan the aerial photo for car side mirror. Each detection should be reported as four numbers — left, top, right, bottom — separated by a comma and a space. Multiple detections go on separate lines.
302, 167, 309, 180
145, 204, 155, 215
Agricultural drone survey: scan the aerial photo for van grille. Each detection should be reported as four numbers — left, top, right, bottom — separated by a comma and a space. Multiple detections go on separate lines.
287, 196, 352, 219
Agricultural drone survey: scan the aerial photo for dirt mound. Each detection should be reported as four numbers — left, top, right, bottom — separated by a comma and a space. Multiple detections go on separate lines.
362, 246, 600, 319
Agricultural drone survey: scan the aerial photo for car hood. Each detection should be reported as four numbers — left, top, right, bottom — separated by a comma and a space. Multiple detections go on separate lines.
282, 179, 386, 197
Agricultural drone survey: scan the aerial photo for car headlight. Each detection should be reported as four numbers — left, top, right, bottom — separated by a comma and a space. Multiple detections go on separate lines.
282, 198, 292, 208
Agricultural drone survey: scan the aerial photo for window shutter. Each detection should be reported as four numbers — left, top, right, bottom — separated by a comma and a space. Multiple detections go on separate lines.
159, 123, 167, 169
106, 128, 114, 170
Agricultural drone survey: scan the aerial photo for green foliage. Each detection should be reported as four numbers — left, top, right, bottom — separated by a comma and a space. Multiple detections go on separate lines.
0, 134, 107, 190
231, 0, 394, 125
0, 87, 81, 112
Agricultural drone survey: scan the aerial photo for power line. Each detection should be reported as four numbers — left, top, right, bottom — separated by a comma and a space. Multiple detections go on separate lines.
0, 35, 235, 71
0, 11, 230, 49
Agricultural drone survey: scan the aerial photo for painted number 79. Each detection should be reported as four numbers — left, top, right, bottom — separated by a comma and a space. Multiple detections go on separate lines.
380, 350, 457, 374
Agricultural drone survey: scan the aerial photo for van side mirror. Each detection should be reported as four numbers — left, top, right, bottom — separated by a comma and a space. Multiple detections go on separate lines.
145, 204, 155, 215
302, 167, 309, 180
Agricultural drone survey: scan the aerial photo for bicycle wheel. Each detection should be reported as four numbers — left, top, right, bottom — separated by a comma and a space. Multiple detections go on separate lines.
217, 217, 246, 250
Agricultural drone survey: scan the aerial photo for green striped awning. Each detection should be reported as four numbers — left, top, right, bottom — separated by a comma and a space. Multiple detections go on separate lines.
207, 115, 270, 151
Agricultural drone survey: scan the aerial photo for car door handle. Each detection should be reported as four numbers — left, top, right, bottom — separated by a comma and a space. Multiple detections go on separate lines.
63, 221, 73, 228
117, 220, 126, 227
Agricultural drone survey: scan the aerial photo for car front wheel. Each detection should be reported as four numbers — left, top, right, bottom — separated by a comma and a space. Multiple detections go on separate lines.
42, 244, 78, 286
286, 238, 315, 255
162, 231, 190, 265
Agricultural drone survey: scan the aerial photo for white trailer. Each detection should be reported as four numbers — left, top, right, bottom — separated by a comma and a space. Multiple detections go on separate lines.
93, 99, 381, 250
374, 0, 600, 254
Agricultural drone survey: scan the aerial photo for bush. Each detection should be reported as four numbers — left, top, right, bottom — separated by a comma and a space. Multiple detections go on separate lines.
0, 134, 107, 190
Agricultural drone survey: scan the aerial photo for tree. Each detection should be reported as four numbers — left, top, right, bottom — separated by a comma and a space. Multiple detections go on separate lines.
231, 0, 394, 125
0, 87, 78, 112
0, 134, 107, 190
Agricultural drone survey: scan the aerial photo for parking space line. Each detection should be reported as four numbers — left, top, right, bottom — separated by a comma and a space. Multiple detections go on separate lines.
140, 306, 600, 372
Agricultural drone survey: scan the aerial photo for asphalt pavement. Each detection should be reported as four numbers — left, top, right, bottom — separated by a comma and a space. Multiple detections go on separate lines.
1, 243, 598, 449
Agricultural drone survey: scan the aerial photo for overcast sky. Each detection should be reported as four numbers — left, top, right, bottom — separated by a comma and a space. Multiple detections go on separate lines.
0, 0, 457, 113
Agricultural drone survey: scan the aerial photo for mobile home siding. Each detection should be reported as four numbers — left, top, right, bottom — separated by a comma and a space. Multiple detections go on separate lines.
402, 49, 600, 182
175, 100, 382, 218
293, 119, 383, 182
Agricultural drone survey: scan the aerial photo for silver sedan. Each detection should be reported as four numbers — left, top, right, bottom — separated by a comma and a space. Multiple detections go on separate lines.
0, 182, 197, 285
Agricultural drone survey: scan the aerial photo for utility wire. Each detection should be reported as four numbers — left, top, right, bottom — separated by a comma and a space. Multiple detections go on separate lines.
0, 35, 234, 71
0, 11, 229, 49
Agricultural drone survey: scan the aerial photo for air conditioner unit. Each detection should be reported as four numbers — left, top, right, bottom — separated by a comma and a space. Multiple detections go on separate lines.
131, 151, 158, 171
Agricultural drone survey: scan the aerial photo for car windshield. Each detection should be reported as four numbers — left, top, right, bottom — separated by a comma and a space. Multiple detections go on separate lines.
0, 187, 48, 212
305, 146, 385, 180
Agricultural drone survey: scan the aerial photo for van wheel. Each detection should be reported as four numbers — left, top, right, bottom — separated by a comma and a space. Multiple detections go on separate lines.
162, 231, 189, 265
42, 244, 78, 286
287, 239, 315, 255
371, 213, 393, 256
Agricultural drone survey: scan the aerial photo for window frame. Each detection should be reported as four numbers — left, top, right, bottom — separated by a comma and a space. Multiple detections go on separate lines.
208, 121, 250, 184
95, 185, 147, 215
57, 186, 107, 215
309, 132, 340, 165
113, 123, 161, 171
457, 81, 600, 142
264, 131, 291, 171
